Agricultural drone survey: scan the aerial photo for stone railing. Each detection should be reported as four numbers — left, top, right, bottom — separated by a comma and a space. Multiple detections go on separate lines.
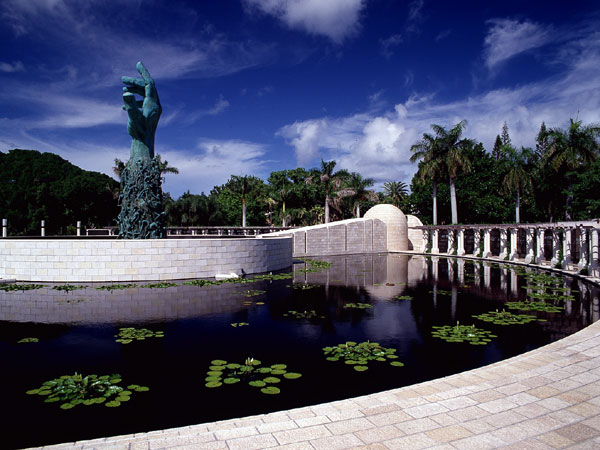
414, 221, 600, 276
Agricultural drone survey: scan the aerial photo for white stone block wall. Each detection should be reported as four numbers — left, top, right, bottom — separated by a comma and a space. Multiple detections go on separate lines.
0, 237, 292, 282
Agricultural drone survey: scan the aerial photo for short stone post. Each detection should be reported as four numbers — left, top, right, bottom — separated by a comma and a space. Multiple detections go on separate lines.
457, 228, 466, 256
76, 221, 81, 237
431, 229, 439, 254
578, 227, 589, 272
473, 228, 481, 256
536, 228, 545, 264
41, 220, 46, 237
499, 229, 508, 259
2, 218, 6, 238
447, 229, 455, 255
551, 229, 561, 267
483, 228, 492, 258
562, 228, 573, 269
525, 228, 535, 263
509, 228, 518, 260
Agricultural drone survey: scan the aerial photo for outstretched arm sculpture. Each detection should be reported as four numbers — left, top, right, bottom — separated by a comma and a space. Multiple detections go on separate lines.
117, 62, 166, 239
122, 61, 162, 160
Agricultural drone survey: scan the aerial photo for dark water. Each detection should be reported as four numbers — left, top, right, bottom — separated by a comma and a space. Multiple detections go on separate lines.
1, 254, 598, 449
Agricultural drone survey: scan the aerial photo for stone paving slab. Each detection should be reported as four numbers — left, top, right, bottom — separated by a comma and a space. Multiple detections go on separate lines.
29, 313, 600, 450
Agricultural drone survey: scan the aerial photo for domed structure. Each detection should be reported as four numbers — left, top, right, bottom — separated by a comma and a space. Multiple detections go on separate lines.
363, 204, 408, 252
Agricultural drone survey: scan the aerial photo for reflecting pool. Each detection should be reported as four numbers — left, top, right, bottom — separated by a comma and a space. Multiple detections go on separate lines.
1, 254, 598, 449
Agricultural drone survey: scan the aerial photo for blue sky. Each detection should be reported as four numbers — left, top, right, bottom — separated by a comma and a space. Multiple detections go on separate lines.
1, 0, 599, 198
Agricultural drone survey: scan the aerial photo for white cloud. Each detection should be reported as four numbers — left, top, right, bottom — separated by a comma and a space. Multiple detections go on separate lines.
159, 139, 269, 196
206, 95, 230, 116
243, 0, 367, 43
380, 34, 403, 59
484, 18, 553, 69
0, 61, 24, 72
278, 33, 600, 189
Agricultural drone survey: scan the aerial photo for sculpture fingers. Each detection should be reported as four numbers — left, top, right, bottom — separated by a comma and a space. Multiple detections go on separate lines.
122, 76, 145, 88
122, 85, 145, 96
136, 61, 153, 83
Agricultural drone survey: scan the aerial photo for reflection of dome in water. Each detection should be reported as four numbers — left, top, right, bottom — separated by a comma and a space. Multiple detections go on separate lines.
363, 204, 408, 252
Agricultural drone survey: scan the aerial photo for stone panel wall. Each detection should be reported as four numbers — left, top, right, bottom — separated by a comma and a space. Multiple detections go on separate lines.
0, 237, 292, 282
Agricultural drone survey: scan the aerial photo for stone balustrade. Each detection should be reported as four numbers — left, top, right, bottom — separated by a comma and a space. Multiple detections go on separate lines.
415, 221, 600, 277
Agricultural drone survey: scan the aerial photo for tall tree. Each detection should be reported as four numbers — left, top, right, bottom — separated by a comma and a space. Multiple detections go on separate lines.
267, 170, 293, 226
383, 180, 408, 209
500, 121, 512, 146
543, 118, 600, 220
305, 160, 349, 223
442, 120, 474, 224
410, 131, 445, 225
225, 175, 262, 227
535, 122, 549, 158
337, 172, 378, 218
502, 146, 534, 223
492, 135, 503, 160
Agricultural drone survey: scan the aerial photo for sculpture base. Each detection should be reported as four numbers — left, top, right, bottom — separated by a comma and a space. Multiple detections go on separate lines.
117, 157, 166, 239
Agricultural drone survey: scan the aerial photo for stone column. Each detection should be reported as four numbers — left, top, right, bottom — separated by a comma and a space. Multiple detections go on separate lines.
500, 267, 507, 292
562, 228, 573, 269
457, 228, 466, 256
525, 228, 535, 263
457, 258, 465, 285
578, 228, 589, 272
511, 269, 518, 296
41, 220, 45, 237
76, 221, 81, 237
473, 228, 481, 256
499, 229, 508, 259
483, 228, 492, 258
432, 256, 439, 280
590, 228, 599, 277
447, 229, 455, 255
484, 262, 491, 288
431, 228, 439, 254
536, 228, 545, 264
2, 218, 6, 238
448, 258, 455, 281
509, 228, 518, 260
422, 229, 430, 253
551, 229, 561, 267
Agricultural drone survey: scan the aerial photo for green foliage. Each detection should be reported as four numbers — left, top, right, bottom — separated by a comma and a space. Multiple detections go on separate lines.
322, 341, 404, 371
26, 373, 148, 409
0, 149, 118, 235
18, 337, 39, 343
431, 322, 496, 344
114, 327, 165, 344
0, 283, 45, 291
472, 310, 545, 325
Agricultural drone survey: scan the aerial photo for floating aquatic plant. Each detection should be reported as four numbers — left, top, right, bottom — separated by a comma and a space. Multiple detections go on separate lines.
52, 284, 88, 292
204, 358, 302, 394
505, 301, 563, 313
114, 327, 165, 344
293, 284, 318, 290
242, 290, 266, 297
283, 310, 325, 320
297, 259, 332, 273
26, 373, 148, 409
393, 295, 413, 301
18, 337, 39, 343
431, 322, 496, 345
141, 282, 178, 289
343, 303, 372, 310
322, 341, 403, 371
472, 310, 545, 325
429, 289, 452, 295
96, 284, 138, 291
230, 322, 249, 327
0, 283, 45, 292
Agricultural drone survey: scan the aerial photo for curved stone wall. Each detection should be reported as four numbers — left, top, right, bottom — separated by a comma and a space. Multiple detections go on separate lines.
0, 236, 292, 282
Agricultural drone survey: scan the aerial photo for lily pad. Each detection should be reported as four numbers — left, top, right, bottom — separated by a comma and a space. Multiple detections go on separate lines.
261, 386, 281, 395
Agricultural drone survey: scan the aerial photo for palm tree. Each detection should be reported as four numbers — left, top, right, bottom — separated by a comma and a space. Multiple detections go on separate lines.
383, 181, 408, 209
337, 173, 379, 218
543, 118, 600, 220
410, 130, 445, 224
270, 172, 292, 226
442, 120, 474, 224
502, 146, 533, 223
226, 175, 253, 227
305, 160, 349, 223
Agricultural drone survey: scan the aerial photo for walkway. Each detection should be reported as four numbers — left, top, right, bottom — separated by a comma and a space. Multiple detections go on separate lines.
37, 318, 600, 449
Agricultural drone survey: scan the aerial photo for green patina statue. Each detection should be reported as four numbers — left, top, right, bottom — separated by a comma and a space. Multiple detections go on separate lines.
117, 62, 166, 239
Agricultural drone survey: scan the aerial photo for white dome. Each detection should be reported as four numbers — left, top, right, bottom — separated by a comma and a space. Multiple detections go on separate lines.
364, 204, 408, 252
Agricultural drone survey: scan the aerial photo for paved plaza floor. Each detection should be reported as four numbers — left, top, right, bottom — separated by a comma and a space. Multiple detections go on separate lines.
34, 312, 600, 449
